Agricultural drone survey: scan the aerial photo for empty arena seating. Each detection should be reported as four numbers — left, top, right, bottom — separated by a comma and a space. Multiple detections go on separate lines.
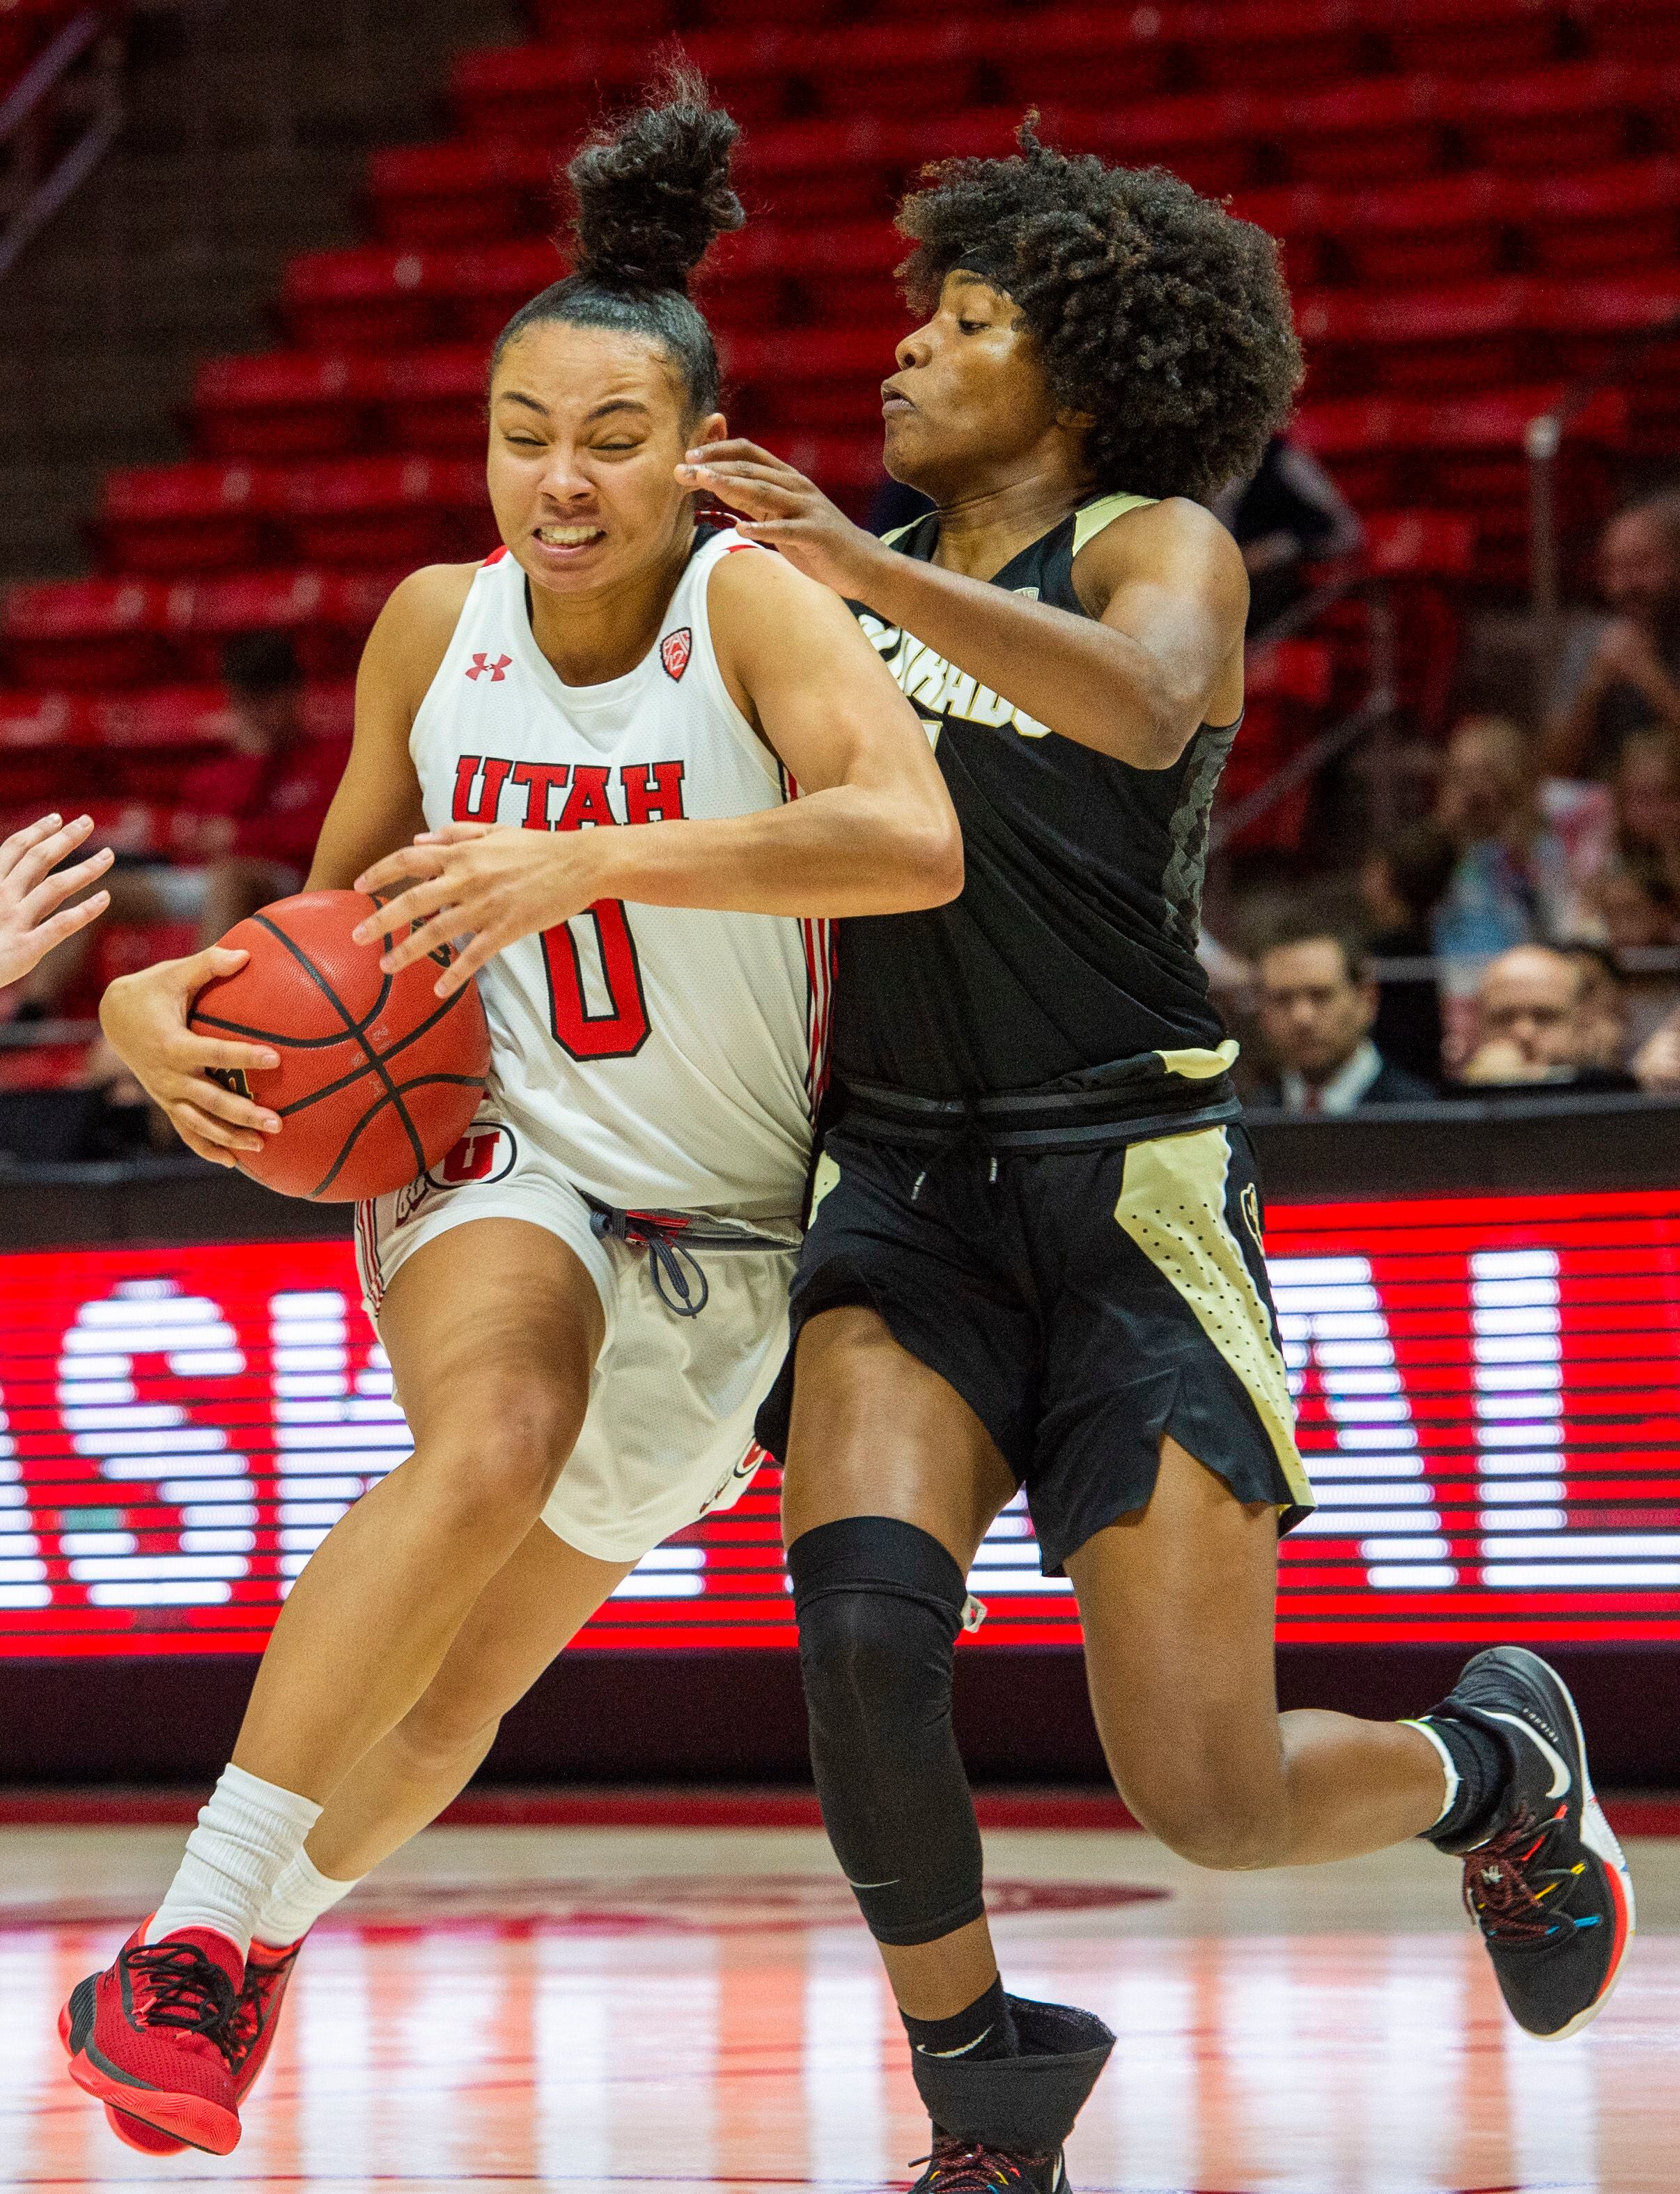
6, 0, 1680, 1020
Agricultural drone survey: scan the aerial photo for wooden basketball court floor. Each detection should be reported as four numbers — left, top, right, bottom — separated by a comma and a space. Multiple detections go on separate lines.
3, 1815, 1677, 2194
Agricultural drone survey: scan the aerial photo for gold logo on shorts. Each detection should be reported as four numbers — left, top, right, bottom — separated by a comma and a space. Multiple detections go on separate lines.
1240, 1179, 1265, 1256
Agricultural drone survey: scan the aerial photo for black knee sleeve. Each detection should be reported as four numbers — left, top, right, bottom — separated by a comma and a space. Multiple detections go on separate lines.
789, 1516, 983, 1947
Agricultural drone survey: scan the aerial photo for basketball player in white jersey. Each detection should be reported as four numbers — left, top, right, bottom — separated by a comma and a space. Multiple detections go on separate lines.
66, 75, 959, 2157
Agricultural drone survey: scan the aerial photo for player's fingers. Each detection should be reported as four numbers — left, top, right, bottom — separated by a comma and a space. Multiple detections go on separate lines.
22, 891, 111, 954
433, 930, 498, 994
359, 876, 456, 949
173, 1031, 281, 1077
381, 904, 467, 974
355, 845, 447, 898
172, 943, 251, 999
18, 844, 114, 922
5, 814, 96, 898
413, 821, 492, 845
687, 439, 797, 474
676, 464, 801, 515
0, 811, 69, 880
169, 1072, 280, 1135
171, 1101, 263, 1160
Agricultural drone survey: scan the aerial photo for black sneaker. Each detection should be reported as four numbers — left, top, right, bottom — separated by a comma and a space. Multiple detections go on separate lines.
908, 2131, 1066, 2192
1432, 1645, 1634, 2039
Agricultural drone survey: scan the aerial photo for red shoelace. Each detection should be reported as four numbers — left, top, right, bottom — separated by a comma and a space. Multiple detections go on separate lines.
1463, 1805, 1573, 1944
910, 2135, 1053, 2191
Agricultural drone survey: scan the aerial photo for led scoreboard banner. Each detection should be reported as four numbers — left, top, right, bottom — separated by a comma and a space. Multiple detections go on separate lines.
1, 1188, 1677, 1658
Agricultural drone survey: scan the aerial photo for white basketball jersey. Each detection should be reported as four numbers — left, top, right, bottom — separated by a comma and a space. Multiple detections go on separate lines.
408, 527, 832, 1226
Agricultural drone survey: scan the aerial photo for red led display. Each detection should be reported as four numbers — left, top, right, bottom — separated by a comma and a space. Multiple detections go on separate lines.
1, 1189, 1677, 1657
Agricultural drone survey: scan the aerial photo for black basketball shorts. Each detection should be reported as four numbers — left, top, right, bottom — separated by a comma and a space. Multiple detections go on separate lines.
756, 1120, 1314, 1575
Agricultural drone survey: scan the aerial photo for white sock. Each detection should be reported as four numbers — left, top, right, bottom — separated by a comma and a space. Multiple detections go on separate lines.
148, 1764, 322, 1959
254, 1847, 359, 1949
1401, 1718, 1460, 1829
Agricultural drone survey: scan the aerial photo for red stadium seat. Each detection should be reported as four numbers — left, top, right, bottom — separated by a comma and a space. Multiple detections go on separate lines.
720, 327, 905, 431
1368, 0, 1565, 79
380, 345, 496, 451
281, 240, 559, 351
1243, 638, 1335, 708
973, 7, 1172, 107
1520, 161, 1680, 275
1451, 61, 1641, 173
800, 19, 987, 119
527, 0, 676, 33
1274, 79, 1450, 186
1577, 0, 1680, 63
1050, 93, 1264, 198
1335, 173, 1509, 289
95, 462, 277, 575
1173, 0, 1368, 93
191, 352, 382, 458
1359, 509, 1479, 579
277, 456, 492, 568
449, 33, 798, 144
363, 141, 554, 247
160, 568, 407, 681
2, 579, 169, 688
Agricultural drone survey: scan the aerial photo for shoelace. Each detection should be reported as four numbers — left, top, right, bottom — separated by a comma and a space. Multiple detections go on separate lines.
226, 1946, 300, 2067
120, 1943, 238, 2046
908, 2135, 1052, 2191
1463, 1804, 1582, 1944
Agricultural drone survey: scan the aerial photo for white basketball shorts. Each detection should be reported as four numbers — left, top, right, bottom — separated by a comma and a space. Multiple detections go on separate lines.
354, 1114, 795, 1564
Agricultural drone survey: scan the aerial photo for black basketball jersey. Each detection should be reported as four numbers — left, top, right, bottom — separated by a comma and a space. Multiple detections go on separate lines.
832, 491, 1240, 1107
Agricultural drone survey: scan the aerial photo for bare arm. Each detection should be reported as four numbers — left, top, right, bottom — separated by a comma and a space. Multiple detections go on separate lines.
357, 545, 963, 994
677, 442, 1250, 770
98, 564, 469, 1164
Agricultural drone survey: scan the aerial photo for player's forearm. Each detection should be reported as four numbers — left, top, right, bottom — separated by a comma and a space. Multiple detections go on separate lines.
587, 788, 962, 918
852, 543, 1200, 768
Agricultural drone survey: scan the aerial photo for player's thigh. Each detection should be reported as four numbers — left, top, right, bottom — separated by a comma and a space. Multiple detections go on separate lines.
404, 1519, 635, 1750
1065, 1436, 1287, 1853
781, 1303, 1016, 1573
378, 1216, 607, 1477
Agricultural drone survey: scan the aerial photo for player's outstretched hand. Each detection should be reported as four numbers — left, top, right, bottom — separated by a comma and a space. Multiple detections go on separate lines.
675, 441, 883, 597
99, 946, 283, 1168
0, 813, 114, 989
354, 822, 607, 995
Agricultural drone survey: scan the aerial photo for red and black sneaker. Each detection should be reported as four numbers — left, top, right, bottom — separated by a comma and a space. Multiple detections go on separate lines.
59, 1922, 243, 2154
1433, 1645, 1635, 2039
908, 2130, 1068, 2192
103, 1934, 302, 2155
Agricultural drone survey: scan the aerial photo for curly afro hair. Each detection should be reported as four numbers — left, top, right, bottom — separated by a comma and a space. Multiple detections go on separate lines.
896, 123, 1302, 501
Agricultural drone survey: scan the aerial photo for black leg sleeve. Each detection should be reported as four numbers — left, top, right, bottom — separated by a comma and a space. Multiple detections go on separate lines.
788, 1516, 985, 1948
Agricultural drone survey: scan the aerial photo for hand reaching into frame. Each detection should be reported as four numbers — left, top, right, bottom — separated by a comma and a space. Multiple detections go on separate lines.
353, 822, 611, 995
0, 813, 114, 990
674, 441, 885, 597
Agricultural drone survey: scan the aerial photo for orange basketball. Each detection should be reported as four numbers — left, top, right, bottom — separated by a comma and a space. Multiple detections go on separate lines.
189, 889, 491, 1201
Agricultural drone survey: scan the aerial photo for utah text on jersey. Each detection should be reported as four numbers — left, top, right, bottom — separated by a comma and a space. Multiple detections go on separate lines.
452, 756, 688, 830
855, 597, 1051, 742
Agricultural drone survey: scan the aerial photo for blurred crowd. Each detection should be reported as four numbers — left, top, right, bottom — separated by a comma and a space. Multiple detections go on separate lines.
1231, 486, 1680, 1113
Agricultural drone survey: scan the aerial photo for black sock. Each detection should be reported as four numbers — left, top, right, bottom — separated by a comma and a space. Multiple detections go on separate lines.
1416, 1711, 1515, 1850
901, 1975, 1019, 2063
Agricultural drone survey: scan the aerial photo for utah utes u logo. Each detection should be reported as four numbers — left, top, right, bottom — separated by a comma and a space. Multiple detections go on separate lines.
660, 627, 692, 681
426, 1123, 518, 1190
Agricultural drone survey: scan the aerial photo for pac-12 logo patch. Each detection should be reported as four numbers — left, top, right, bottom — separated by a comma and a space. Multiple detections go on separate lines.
660, 626, 692, 681
426, 1123, 518, 1191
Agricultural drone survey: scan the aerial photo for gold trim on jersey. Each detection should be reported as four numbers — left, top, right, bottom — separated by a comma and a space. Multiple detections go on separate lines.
1156, 1038, 1240, 1080
1072, 491, 1158, 557
1114, 1126, 1314, 1512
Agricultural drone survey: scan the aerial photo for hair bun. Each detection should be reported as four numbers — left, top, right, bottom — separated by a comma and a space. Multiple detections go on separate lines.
566, 63, 744, 296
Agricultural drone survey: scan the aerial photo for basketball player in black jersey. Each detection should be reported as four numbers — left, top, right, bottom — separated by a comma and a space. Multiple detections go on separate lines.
684, 130, 1631, 2192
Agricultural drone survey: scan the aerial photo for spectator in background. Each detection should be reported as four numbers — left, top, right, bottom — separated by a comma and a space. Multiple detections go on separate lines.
1633, 1007, 1680, 1092
1457, 943, 1636, 1091
1612, 725, 1680, 911
1358, 817, 1455, 1083
1543, 490, 1680, 781
1557, 941, 1631, 1074
1251, 928, 1437, 1113
1211, 433, 1364, 632
19, 633, 343, 1014
1432, 716, 1580, 988
0, 814, 112, 995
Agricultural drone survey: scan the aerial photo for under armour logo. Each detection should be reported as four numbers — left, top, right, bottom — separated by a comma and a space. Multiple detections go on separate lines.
466, 652, 512, 683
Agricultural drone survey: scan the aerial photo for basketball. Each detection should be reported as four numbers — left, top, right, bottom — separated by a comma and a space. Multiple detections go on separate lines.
187, 889, 491, 1202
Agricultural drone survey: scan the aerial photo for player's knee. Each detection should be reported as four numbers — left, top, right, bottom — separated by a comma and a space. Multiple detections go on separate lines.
1119, 1757, 1289, 1872
391, 1688, 503, 1777
420, 1376, 582, 1525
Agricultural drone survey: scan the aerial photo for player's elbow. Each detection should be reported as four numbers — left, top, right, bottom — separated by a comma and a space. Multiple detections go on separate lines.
891, 805, 964, 910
